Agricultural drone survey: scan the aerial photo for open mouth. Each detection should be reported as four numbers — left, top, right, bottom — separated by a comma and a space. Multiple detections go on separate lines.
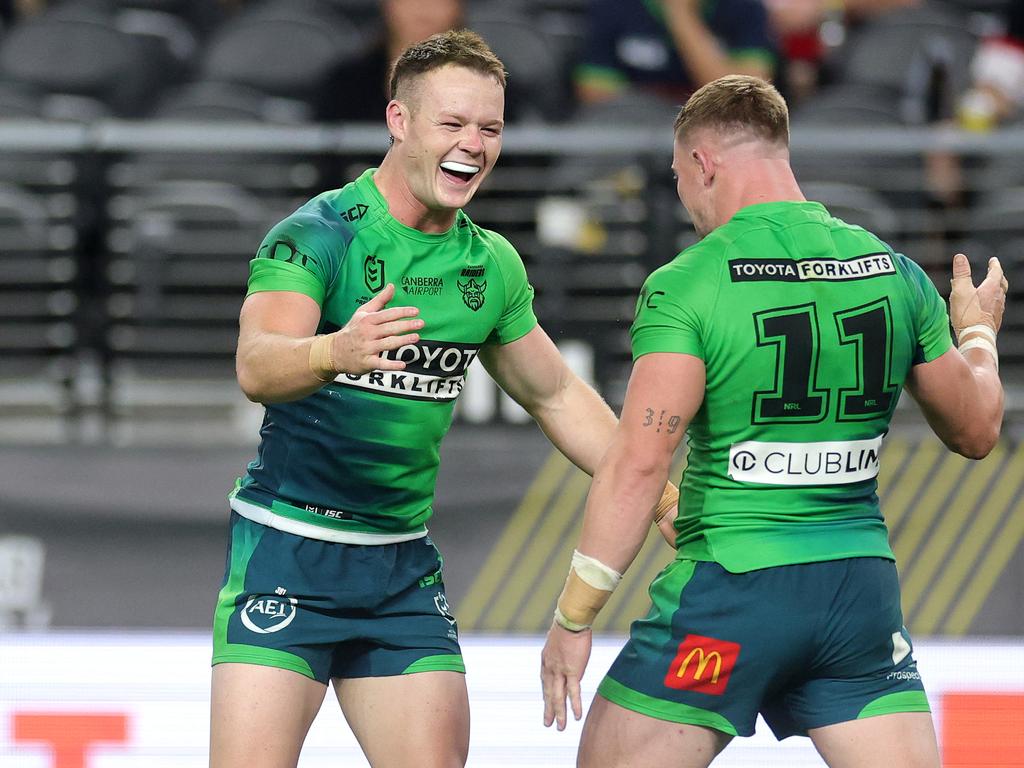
440, 160, 481, 185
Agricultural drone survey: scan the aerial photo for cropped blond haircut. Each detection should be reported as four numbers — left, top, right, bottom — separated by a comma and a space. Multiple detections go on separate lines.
674, 75, 789, 147
389, 29, 507, 102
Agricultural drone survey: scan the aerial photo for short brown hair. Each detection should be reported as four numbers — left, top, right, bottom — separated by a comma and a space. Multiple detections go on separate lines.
389, 29, 507, 101
674, 75, 789, 146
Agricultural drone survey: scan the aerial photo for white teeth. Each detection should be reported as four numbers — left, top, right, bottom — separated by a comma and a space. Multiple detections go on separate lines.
440, 161, 480, 174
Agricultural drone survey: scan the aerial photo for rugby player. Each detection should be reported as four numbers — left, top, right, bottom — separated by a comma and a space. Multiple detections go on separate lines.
541, 75, 1008, 768
209, 30, 678, 768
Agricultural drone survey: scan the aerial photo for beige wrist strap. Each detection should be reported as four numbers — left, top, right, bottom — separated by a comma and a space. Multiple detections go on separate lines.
309, 334, 338, 383
553, 550, 622, 632
654, 483, 679, 525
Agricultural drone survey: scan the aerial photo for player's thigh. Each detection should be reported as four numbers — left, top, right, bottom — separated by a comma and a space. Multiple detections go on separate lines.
333, 670, 470, 768
579, 693, 731, 768
808, 711, 939, 768
210, 662, 328, 768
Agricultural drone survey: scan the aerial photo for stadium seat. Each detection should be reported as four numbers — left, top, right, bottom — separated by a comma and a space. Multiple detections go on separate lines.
101, 180, 275, 442
0, 4, 169, 117
198, 0, 364, 111
829, 4, 980, 123
790, 83, 905, 127
0, 182, 81, 440
51, 0, 229, 37
801, 181, 902, 242
151, 80, 313, 124
465, 3, 572, 123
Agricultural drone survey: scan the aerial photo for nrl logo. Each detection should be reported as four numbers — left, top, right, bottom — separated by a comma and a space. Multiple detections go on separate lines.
457, 278, 486, 311
364, 254, 385, 292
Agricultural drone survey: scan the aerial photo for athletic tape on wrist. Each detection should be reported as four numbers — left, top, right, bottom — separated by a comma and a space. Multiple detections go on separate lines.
553, 550, 622, 631
654, 483, 679, 525
309, 335, 338, 382
959, 337, 999, 368
553, 606, 590, 633
571, 549, 622, 591
957, 323, 997, 346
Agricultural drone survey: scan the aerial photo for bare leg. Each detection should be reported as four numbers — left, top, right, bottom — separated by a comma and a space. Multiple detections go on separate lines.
578, 693, 732, 768
809, 712, 940, 768
210, 663, 328, 768
333, 671, 470, 768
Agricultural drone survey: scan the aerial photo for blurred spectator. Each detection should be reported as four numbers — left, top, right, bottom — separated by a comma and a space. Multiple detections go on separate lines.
573, 0, 777, 108
765, 0, 920, 104
957, 1, 1024, 131
321, 0, 462, 122
0, 0, 44, 26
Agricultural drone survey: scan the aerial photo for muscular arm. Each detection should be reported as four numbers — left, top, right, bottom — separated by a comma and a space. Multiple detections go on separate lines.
236, 291, 328, 403
576, 353, 704, 572
904, 253, 1007, 459
478, 325, 617, 476
540, 352, 703, 729
235, 284, 422, 404
904, 348, 1003, 459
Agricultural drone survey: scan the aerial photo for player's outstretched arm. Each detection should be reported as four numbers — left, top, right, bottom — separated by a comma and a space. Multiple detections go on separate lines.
540, 352, 704, 730
481, 325, 681, 540
479, 325, 619, 476
236, 283, 423, 404
906, 254, 1007, 459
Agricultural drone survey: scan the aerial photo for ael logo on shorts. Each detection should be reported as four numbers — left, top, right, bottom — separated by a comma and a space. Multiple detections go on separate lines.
241, 588, 298, 634
664, 634, 741, 696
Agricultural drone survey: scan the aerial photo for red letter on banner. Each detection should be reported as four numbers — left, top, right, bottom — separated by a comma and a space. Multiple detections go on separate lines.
12, 712, 129, 768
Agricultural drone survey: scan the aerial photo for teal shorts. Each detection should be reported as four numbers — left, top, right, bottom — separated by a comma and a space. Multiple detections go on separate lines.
212, 512, 464, 683
599, 557, 929, 739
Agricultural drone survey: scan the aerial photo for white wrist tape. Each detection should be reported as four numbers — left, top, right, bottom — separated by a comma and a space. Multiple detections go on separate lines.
959, 337, 999, 368
957, 323, 997, 346
552, 550, 623, 632
571, 549, 622, 592
553, 606, 590, 633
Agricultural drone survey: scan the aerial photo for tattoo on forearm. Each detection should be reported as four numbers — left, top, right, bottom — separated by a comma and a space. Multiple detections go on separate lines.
643, 408, 682, 434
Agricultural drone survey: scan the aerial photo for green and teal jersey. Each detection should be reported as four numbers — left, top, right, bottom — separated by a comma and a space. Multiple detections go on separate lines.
230, 168, 537, 543
632, 201, 952, 572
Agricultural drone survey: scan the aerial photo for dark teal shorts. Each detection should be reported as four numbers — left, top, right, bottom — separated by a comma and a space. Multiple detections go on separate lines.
212, 512, 464, 683
599, 557, 929, 739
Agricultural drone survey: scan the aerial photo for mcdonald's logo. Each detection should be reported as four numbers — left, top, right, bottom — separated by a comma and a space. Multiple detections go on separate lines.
663, 634, 741, 695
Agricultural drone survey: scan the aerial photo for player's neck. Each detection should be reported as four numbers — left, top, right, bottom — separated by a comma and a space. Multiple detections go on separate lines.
719, 160, 805, 224
372, 161, 457, 234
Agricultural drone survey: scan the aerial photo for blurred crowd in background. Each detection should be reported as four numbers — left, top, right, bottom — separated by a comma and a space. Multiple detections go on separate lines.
0, 0, 1023, 446
0, 0, 1019, 127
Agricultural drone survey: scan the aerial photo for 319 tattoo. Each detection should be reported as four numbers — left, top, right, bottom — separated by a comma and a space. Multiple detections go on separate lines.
643, 408, 682, 433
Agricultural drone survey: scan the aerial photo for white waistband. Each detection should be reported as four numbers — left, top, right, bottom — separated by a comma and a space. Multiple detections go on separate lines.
229, 497, 429, 545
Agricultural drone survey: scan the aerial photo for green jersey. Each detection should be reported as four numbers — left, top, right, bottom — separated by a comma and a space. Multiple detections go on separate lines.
632, 201, 952, 572
231, 169, 537, 543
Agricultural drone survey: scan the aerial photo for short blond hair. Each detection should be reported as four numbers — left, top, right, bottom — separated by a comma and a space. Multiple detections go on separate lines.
389, 29, 507, 101
674, 75, 789, 146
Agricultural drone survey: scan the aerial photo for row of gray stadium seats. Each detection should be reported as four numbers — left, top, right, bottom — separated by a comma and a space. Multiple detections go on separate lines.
0, 0, 1015, 127
2, 123, 1024, 443
0, 0, 580, 123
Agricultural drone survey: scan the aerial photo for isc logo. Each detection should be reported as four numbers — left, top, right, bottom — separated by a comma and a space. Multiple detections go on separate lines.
663, 634, 741, 695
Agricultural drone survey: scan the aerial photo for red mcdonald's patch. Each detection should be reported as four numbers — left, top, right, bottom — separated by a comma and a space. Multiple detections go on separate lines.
664, 633, 741, 696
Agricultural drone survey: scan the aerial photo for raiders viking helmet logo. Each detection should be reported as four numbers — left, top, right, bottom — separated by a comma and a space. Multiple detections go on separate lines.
457, 278, 486, 311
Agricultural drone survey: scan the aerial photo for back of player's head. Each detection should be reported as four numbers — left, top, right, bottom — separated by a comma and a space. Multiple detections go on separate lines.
674, 75, 789, 148
389, 29, 507, 103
